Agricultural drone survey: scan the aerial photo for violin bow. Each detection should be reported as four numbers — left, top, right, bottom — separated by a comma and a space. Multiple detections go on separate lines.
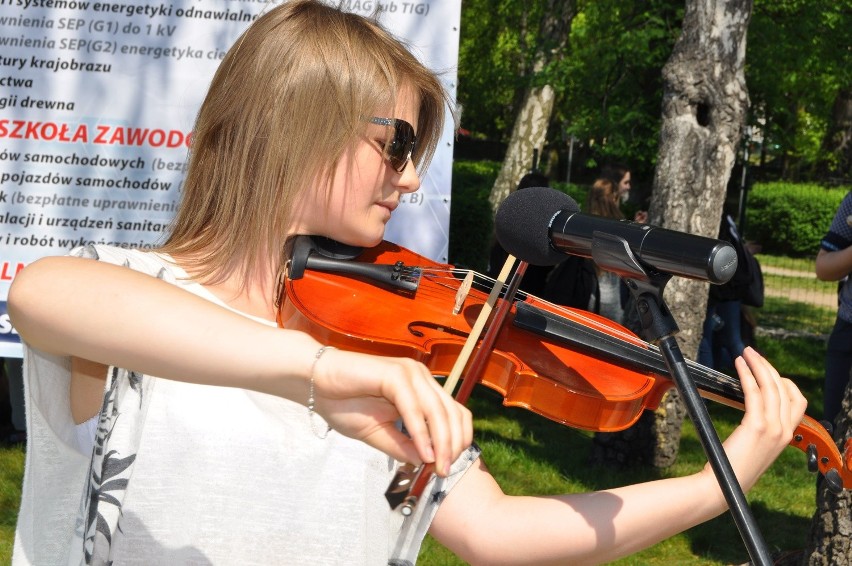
387, 255, 527, 515
442, 254, 519, 395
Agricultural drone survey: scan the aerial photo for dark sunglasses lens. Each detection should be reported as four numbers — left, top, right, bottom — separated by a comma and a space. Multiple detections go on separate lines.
388, 121, 416, 172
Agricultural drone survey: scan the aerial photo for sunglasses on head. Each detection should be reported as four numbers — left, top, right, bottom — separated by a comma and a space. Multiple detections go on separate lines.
368, 116, 417, 173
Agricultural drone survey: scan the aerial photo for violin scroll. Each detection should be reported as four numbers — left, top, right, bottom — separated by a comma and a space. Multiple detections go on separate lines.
789, 416, 852, 493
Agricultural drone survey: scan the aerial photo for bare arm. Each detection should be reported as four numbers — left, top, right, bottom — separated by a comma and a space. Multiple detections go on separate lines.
815, 246, 852, 282
10, 256, 319, 391
430, 348, 806, 565
9, 255, 472, 475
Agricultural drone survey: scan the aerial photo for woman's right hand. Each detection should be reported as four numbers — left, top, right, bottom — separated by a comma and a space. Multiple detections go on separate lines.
310, 348, 473, 476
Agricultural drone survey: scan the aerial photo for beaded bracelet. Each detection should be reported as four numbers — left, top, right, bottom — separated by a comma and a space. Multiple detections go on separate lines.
308, 345, 336, 439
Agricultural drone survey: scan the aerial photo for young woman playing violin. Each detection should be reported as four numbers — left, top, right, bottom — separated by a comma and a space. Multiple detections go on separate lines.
9, 1, 806, 564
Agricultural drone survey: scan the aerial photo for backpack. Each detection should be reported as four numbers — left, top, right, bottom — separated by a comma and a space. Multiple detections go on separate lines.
740, 248, 764, 307
540, 255, 601, 313
711, 215, 764, 307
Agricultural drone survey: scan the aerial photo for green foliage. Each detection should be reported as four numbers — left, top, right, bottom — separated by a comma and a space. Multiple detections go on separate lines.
458, 0, 851, 184
747, 0, 852, 176
0, 444, 23, 564
457, 0, 546, 139
550, 180, 589, 208
449, 160, 501, 271
457, 0, 685, 180
558, 0, 683, 178
744, 183, 848, 256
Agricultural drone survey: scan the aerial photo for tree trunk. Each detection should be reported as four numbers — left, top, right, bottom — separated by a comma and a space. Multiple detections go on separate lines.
591, 0, 753, 469
488, 85, 556, 213
820, 85, 852, 182
803, 365, 852, 564
487, 0, 575, 214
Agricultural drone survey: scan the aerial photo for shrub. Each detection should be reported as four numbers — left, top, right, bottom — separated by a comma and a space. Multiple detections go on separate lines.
744, 182, 848, 256
449, 160, 501, 271
550, 181, 590, 209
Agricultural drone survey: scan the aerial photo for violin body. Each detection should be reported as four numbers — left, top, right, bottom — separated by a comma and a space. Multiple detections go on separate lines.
278, 238, 852, 491
280, 240, 667, 432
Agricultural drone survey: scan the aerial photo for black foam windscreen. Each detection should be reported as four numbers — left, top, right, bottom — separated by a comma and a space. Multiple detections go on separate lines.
495, 187, 580, 266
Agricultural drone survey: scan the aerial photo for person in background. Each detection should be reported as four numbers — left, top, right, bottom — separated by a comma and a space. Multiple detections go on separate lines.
815, 191, 852, 427
7, 2, 806, 564
600, 162, 647, 223
597, 162, 649, 331
698, 213, 753, 372
583, 177, 627, 323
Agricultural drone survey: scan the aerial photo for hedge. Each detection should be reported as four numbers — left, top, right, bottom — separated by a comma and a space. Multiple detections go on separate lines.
744, 183, 849, 257
448, 165, 848, 267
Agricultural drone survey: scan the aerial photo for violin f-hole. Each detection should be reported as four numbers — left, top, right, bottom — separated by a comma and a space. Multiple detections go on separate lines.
407, 321, 469, 340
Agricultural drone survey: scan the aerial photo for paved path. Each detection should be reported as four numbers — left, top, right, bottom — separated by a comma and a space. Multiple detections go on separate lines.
760, 265, 837, 308
762, 265, 818, 279
765, 286, 837, 308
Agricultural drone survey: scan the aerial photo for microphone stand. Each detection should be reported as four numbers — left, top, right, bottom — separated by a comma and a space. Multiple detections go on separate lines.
590, 232, 772, 566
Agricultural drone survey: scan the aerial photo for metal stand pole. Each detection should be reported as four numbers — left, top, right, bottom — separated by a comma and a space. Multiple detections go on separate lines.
592, 232, 772, 566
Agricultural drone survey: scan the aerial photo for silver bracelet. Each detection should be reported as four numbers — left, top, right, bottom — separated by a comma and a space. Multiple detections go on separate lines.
308, 345, 336, 439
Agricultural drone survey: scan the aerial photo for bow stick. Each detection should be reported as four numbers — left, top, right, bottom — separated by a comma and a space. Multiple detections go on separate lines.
387, 255, 527, 515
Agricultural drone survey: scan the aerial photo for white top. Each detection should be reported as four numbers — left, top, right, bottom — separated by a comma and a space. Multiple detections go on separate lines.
13, 245, 478, 565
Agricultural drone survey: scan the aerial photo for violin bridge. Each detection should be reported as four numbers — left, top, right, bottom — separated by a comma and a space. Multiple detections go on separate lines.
453, 270, 474, 315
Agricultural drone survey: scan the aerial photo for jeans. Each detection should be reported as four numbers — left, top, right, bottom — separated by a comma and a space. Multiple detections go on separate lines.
698, 300, 746, 370
823, 318, 852, 426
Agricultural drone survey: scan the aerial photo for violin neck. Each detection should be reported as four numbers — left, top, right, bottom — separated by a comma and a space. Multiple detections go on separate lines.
512, 301, 745, 406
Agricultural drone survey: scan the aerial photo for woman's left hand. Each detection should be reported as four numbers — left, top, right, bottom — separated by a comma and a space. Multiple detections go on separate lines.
710, 347, 807, 491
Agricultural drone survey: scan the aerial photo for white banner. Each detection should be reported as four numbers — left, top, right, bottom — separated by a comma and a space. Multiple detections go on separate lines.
0, 0, 460, 357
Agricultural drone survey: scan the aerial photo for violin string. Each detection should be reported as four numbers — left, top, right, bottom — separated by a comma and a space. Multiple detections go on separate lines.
417, 266, 742, 393
421, 266, 655, 346
531, 302, 744, 398
531, 293, 742, 392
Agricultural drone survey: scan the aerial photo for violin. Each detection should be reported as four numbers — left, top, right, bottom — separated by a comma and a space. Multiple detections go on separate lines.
277, 236, 852, 504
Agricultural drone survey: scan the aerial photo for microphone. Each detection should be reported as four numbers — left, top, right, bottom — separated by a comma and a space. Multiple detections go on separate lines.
495, 186, 737, 284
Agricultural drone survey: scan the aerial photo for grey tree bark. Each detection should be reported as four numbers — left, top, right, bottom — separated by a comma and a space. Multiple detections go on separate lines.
487, 0, 575, 215
821, 86, 852, 182
591, 0, 753, 469
803, 365, 852, 564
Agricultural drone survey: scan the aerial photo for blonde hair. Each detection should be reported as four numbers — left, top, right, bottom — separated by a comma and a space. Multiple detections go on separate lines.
585, 178, 623, 219
160, 0, 452, 287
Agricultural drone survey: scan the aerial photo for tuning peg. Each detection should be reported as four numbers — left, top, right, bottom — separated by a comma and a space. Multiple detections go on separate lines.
807, 444, 819, 473
824, 468, 843, 494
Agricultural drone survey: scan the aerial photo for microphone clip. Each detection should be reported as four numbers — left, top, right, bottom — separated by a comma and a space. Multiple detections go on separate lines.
589, 231, 678, 344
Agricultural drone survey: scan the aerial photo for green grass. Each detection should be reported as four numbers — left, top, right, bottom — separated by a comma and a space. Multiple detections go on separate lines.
753, 252, 837, 335
418, 383, 822, 565
417, 299, 831, 565
0, 444, 24, 563
762, 271, 837, 296
0, 291, 835, 565
757, 296, 836, 337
